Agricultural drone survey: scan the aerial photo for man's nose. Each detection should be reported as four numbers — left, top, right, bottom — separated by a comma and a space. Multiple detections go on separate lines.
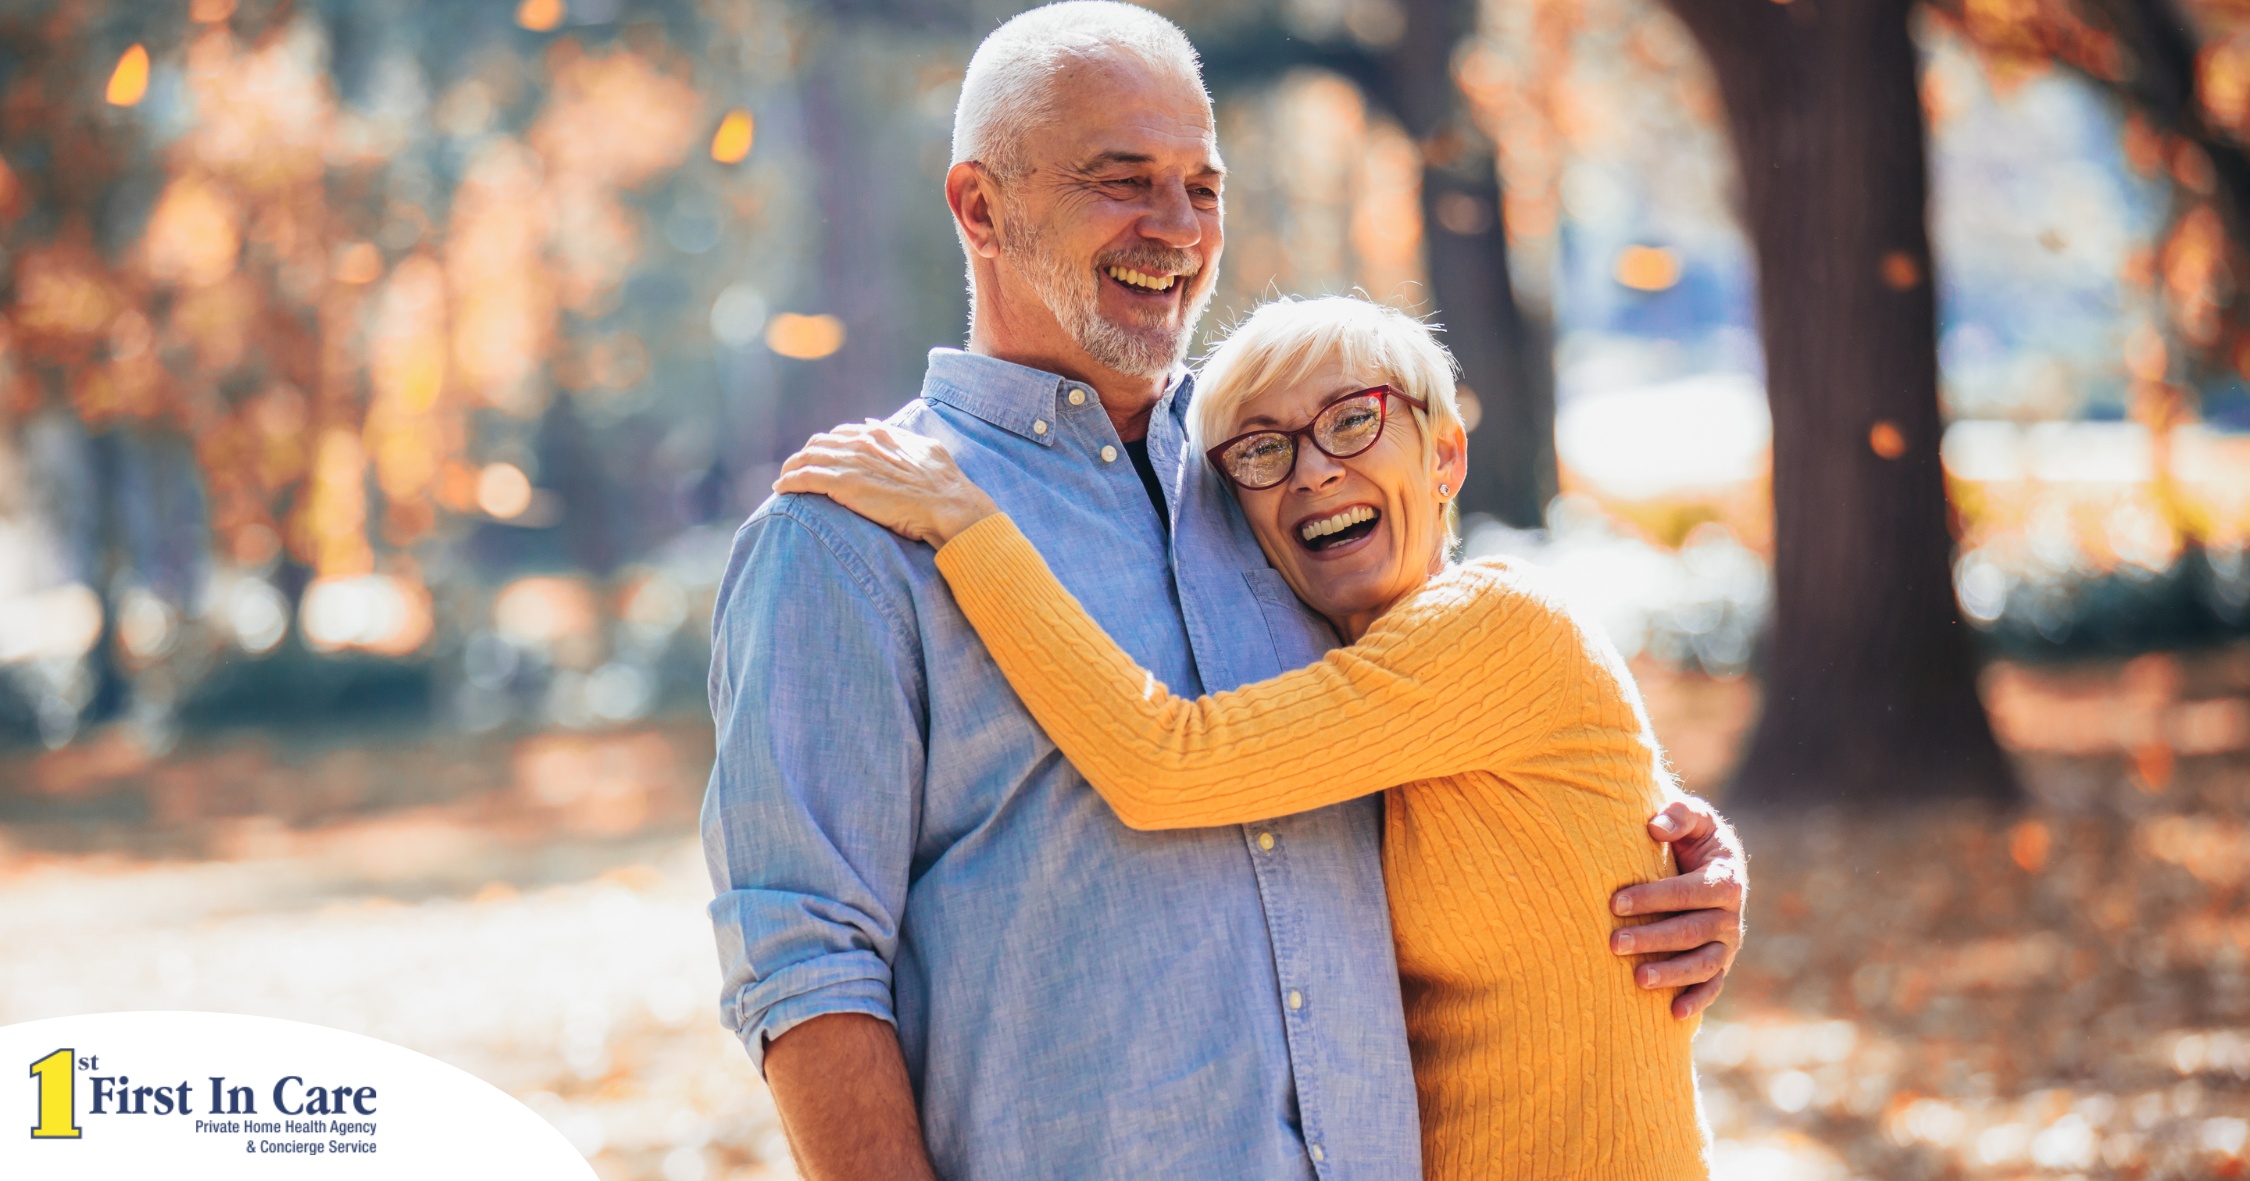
1138, 178, 1202, 248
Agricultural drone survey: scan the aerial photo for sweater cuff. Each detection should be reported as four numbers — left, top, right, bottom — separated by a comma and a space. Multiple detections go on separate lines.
937, 511, 1034, 592
937, 510, 1020, 565
938, 511, 1076, 638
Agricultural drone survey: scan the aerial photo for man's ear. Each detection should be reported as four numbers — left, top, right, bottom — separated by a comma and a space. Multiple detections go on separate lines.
947, 162, 1004, 260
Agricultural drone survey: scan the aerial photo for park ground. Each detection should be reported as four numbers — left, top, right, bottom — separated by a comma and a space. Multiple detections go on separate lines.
4, 646, 2250, 1180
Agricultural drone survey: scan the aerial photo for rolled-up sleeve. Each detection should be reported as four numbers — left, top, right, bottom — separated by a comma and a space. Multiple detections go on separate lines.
700, 503, 925, 1071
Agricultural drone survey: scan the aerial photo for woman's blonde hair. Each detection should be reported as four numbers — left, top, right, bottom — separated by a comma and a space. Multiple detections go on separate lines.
1190, 295, 1464, 457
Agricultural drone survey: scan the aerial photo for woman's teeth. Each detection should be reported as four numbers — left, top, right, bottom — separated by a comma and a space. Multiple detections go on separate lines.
1299, 505, 1376, 543
1105, 265, 1177, 292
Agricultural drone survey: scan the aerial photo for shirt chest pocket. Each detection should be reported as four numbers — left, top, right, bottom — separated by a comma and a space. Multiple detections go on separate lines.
1241, 568, 1337, 673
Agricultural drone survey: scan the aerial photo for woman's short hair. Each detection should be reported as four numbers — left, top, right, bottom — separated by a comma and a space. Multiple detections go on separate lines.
1190, 294, 1466, 468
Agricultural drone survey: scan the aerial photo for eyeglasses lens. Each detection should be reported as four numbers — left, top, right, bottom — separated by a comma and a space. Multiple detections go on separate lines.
1219, 392, 1391, 489
1222, 433, 1296, 489
1315, 395, 1385, 457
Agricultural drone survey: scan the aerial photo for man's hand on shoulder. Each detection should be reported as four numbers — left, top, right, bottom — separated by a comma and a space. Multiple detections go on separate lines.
1610, 796, 1746, 1019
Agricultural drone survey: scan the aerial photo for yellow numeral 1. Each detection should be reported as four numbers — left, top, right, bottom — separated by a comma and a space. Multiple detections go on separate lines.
29, 1048, 81, 1139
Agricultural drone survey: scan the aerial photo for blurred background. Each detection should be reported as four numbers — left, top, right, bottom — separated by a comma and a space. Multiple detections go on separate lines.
4, 0, 2250, 1177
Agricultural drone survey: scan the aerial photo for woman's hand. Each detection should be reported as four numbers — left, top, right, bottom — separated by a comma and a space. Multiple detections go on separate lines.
774, 422, 1000, 547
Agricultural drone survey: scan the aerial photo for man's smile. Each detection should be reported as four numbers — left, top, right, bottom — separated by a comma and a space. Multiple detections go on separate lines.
1103, 264, 1180, 292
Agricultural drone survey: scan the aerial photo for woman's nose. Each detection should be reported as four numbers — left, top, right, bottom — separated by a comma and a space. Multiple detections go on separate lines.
1291, 445, 1348, 490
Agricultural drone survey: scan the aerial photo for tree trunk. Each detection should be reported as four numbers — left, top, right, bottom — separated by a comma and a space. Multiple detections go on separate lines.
1387, 0, 1555, 528
1192, 4, 1554, 525
1659, 0, 2016, 804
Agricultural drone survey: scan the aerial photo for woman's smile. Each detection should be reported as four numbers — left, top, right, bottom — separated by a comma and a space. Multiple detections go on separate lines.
1295, 503, 1382, 552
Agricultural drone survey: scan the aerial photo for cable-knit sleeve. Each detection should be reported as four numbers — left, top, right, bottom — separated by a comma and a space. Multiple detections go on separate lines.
932, 513, 1583, 830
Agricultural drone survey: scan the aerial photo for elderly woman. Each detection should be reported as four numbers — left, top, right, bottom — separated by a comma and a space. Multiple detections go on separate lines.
775, 295, 1707, 1181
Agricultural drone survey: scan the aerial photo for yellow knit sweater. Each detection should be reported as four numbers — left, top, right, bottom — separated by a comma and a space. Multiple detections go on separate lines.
933, 514, 1707, 1181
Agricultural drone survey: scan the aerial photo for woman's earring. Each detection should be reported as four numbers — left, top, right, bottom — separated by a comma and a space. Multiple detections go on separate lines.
1438, 483, 1451, 498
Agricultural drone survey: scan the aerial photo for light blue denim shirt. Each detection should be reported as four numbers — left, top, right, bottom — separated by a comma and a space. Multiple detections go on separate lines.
703, 349, 1419, 1181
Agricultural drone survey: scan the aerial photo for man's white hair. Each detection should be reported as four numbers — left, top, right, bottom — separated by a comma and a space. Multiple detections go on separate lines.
952, 2, 1208, 181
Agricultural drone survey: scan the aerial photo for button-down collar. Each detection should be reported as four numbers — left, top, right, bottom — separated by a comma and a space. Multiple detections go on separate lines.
919, 349, 1188, 450
919, 349, 1067, 446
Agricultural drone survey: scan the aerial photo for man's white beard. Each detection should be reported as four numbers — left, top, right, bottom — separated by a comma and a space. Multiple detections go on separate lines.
1002, 204, 1213, 380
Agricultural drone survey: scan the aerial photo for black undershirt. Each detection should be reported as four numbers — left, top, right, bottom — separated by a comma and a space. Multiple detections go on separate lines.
1123, 437, 1169, 535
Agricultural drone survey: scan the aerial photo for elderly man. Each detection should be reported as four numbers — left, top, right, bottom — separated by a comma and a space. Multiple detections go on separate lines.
701, 5, 1746, 1179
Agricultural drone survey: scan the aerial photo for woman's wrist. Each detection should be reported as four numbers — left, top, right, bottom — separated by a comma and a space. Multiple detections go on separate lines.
932, 491, 1001, 546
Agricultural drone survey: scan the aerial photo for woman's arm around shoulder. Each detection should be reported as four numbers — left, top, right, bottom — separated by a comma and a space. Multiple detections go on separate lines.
935, 522, 1591, 829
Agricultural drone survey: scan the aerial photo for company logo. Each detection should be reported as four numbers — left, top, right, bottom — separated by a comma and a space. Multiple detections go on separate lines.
28, 1045, 379, 1152
4, 1012, 595, 1178
29, 1048, 81, 1139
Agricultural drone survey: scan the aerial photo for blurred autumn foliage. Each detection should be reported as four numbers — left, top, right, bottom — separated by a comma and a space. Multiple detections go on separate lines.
0, 0, 2246, 776
0, 1, 827, 749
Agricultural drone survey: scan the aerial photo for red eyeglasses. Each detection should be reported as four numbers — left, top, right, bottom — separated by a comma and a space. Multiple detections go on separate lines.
1204, 385, 1429, 491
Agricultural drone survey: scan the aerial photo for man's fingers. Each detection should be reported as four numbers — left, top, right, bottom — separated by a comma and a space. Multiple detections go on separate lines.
1670, 972, 1727, 1020
1647, 800, 1714, 844
1612, 862, 1744, 917
1631, 940, 1728, 991
1610, 908, 1739, 957
1620, 794, 1742, 1018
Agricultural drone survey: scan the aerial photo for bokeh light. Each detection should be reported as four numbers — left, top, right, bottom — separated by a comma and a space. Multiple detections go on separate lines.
764, 313, 845, 360
516, 0, 565, 33
709, 110, 754, 164
105, 45, 148, 107
709, 284, 767, 348
0, 585, 103, 665
1614, 244, 1680, 291
1869, 420, 1908, 459
477, 463, 536, 520
300, 574, 435, 656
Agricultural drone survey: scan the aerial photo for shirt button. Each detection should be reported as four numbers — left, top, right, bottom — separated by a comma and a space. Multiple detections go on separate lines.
1257, 832, 1275, 852
1100, 445, 1118, 463
1068, 389, 1087, 406
1309, 1145, 1325, 1163
1032, 419, 1049, 436
1287, 989, 1303, 1010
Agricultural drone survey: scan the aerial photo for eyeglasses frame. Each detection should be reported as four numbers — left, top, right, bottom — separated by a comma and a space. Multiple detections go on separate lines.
1203, 384, 1432, 491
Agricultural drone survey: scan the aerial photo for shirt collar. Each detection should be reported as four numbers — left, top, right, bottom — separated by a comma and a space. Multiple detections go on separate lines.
1165, 368, 1197, 426
921, 348, 1195, 446
921, 350, 1069, 447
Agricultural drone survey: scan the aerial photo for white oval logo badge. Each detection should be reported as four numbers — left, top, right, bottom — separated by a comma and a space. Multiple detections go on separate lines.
2, 1011, 596, 1178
